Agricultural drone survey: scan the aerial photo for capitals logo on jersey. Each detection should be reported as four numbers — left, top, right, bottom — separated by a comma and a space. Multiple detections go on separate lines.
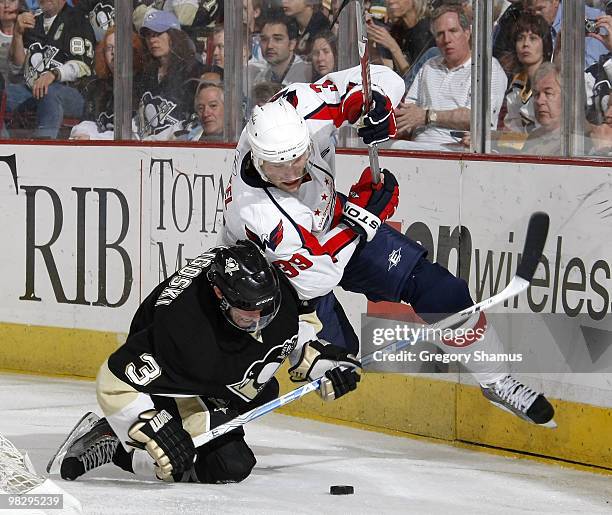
245, 220, 284, 251
226, 335, 297, 401
25, 42, 61, 88
137, 92, 179, 138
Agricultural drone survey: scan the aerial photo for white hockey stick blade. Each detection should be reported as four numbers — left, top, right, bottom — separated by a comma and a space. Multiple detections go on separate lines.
362, 212, 550, 366
192, 379, 322, 448
46, 412, 100, 475
361, 276, 531, 366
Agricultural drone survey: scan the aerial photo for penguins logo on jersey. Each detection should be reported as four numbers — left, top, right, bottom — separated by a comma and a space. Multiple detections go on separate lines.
137, 92, 179, 137
96, 111, 114, 133
224, 257, 239, 276
25, 43, 61, 88
89, 3, 115, 42
226, 335, 298, 401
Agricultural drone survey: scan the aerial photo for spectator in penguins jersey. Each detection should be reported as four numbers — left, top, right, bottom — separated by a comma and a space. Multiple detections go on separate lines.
50, 241, 359, 484
69, 27, 146, 140
74, 0, 116, 42
7, 0, 96, 139
135, 9, 204, 139
145, 80, 224, 141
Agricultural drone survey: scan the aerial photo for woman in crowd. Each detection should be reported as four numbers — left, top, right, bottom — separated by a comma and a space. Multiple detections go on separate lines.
136, 10, 204, 139
366, 0, 434, 78
310, 30, 337, 81
502, 13, 552, 134
70, 27, 145, 140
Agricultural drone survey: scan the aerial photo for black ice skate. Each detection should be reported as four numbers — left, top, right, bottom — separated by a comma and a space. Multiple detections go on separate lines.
47, 412, 119, 480
480, 375, 556, 428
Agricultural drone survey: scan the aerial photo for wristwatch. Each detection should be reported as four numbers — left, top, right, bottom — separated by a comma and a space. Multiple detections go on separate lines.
48, 68, 61, 82
425, 109, 438, 126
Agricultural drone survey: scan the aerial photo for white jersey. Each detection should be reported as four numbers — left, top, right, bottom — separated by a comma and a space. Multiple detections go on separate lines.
222, 65, 405, 300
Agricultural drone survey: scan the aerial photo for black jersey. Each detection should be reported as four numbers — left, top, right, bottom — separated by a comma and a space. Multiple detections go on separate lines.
74, 0, 115, 41
108, 249, 300, 408
135, 59, 204, 138
23, 4, 96, 89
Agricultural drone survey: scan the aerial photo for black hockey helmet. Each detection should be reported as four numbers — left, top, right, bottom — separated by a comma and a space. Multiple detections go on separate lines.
207, 240, 281, 332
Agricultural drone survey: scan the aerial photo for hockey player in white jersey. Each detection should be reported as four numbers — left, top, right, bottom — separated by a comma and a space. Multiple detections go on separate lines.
223, 65, 555, 427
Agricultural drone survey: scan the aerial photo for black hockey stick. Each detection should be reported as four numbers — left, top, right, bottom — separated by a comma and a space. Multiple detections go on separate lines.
331, 0, 382, 183
361, 212, 550, 366
354, 0, 382, 184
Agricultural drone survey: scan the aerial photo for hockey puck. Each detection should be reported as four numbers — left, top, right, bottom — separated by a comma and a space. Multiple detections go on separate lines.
330, 485, 354, 495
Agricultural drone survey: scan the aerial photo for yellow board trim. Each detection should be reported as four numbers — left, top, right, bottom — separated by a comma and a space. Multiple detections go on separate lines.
1, 323, 610, 471
0, 322, 123, 378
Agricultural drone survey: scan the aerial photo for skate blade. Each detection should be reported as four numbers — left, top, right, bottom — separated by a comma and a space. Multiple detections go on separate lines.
46, 412, 100, 475
488, 400, 557, 429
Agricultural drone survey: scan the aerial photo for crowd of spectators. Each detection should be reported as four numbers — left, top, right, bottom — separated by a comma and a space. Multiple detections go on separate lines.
2, 0, 612, 158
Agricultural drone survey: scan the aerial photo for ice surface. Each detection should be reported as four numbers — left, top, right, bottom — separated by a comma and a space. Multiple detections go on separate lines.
1, 373, 610, 515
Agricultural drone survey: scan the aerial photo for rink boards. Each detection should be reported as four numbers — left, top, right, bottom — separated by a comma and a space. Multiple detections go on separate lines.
0, 143, 610, 469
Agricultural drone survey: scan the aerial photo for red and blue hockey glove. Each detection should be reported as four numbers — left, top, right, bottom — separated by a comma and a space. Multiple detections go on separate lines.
342, 86, 397, 145
342, 167, 399, 241
359, 89, 397, 145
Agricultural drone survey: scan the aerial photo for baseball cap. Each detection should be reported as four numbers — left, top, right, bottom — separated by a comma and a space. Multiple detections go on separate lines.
140, 10, 180, 35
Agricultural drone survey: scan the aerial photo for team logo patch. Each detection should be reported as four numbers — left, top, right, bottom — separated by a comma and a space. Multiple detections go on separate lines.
24, 43, 61, 88
388, 247, 401, 271
245, 220, 284, 252
226, 336, 298, 401
137, 92, 179, 137
268, 220, 284, 251
89, 3, 115, 41
224, 257, 239, 275
96, 111, 114, 133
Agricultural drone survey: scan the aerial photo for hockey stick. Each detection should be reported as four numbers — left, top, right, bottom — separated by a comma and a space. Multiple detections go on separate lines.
191, 214, 549, 446
361, 211, 550, 366
192, 378, 322, 448
354, 0, 382, 184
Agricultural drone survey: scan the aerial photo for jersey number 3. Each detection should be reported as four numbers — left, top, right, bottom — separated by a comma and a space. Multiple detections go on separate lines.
125, 353, 162, 386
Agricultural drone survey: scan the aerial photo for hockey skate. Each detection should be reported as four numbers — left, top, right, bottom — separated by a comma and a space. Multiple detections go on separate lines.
480, 375, 556, 428
47, 412, 119, 480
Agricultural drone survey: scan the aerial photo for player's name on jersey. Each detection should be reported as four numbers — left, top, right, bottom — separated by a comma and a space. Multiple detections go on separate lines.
155, 251, 219, 306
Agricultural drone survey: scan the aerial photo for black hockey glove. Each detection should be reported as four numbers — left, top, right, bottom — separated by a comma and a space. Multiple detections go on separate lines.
358, 89, 397, 145
128, 409, 196, 481
342, 167, 399, 242
288, 340, 361, 401
323, 366, 360, 400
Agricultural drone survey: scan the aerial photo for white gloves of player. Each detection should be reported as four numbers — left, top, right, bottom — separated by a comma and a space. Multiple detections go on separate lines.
288, 340, 361, 401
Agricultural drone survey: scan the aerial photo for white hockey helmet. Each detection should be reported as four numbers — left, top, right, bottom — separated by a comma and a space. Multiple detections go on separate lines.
246, 98, 311, 178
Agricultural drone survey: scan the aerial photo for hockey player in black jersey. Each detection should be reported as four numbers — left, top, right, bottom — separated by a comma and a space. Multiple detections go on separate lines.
49, 241, 360, 484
